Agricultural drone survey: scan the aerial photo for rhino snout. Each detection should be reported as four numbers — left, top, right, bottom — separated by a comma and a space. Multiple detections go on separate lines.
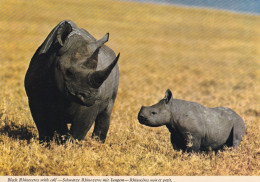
138, 106, 153, 124
138, 106, 146, 122
138, 114, 148, 123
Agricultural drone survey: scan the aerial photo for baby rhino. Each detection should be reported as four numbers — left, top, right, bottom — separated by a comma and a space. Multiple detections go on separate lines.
138, 89, 245, 152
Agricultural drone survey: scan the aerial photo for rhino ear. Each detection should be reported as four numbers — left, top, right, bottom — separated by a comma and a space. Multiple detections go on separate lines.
164, 89, 173, 104
57, 21, 72, 46
37, 21, 73, 55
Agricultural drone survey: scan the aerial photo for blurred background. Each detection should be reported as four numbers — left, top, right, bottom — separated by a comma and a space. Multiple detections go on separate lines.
122, 0, 260, 15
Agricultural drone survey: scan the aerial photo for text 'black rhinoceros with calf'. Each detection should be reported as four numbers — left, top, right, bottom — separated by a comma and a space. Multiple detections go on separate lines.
138, 89, 245, 152
25, 20, 120, 143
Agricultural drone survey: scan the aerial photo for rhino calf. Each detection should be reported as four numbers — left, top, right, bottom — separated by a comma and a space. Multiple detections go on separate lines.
25, 20, 119, 143
138, 89, 245, 152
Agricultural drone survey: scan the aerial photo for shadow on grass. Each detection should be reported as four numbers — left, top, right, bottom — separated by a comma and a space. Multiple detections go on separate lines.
0, 120, 37, 143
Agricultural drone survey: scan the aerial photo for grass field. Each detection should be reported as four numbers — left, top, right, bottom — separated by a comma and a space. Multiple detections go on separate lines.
0, 0, 259, 176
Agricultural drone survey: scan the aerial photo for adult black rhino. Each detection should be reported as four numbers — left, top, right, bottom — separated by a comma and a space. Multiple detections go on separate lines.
25, 20, 120, 143
138, 89, 245, 152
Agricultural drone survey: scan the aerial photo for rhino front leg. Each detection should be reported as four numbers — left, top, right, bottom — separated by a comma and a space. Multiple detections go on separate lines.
185, 133, 201, 152
33, 117, 54, 143
170, 131, 186, 151
92, 111, 111, 143
92, 101, 114, 143
29, 100, 55, 142
69, 106, 97, 140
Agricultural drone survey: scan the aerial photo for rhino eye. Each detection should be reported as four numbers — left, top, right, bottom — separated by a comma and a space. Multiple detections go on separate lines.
56, 62, 61, 70
66, 69, 74, 77
151, 111, 157, 115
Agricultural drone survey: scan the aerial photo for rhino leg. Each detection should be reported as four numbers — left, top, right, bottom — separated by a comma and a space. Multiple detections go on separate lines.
69, 107, 97, 140
91, 111, 111, 143
92, 100, 114, 143
52, 119, 69, 143
29, 101, 55, 142
185, 133, 201, 152
232, 118, 245, 148
170, 131, 186, 151
186, 137, 201, 152
29, 100, 69, 143
224, 127, 233, 148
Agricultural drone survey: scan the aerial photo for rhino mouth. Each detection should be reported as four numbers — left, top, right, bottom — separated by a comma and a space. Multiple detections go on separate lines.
138, 115, 164, 127
74, 94, 96, 107
76, 93, 95, 107
66, 90, 95, 107
138, 115, 149, 124
64, 84, 96, 106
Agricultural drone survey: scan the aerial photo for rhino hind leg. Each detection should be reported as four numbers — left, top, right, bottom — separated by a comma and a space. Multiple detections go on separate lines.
224, 119, 245, 149
92, 100, 114, 143
232, 119, 245, 148
224, 127, 234, 148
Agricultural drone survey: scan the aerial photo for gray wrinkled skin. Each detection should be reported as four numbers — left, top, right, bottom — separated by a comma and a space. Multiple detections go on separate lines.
138, 89, 245, 152
25, 20, 119, 143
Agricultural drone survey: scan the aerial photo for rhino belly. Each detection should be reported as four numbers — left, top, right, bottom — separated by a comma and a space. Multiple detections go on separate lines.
201, 129, 231, 149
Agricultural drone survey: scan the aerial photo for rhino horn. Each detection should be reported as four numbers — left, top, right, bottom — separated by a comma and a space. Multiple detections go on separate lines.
84, 33, 109, 69
88, 53, 120, 88
95, 33, 109, 48
87, 33, 109, 52
83, 33, 109, 69
84, 47, 101, 69
57, 21, 72, 46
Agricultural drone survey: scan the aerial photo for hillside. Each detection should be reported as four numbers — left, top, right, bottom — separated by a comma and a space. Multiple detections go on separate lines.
0, 0, 259, 175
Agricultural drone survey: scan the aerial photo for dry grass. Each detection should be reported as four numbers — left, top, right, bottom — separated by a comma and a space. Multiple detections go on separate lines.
0, 0, 259, 175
